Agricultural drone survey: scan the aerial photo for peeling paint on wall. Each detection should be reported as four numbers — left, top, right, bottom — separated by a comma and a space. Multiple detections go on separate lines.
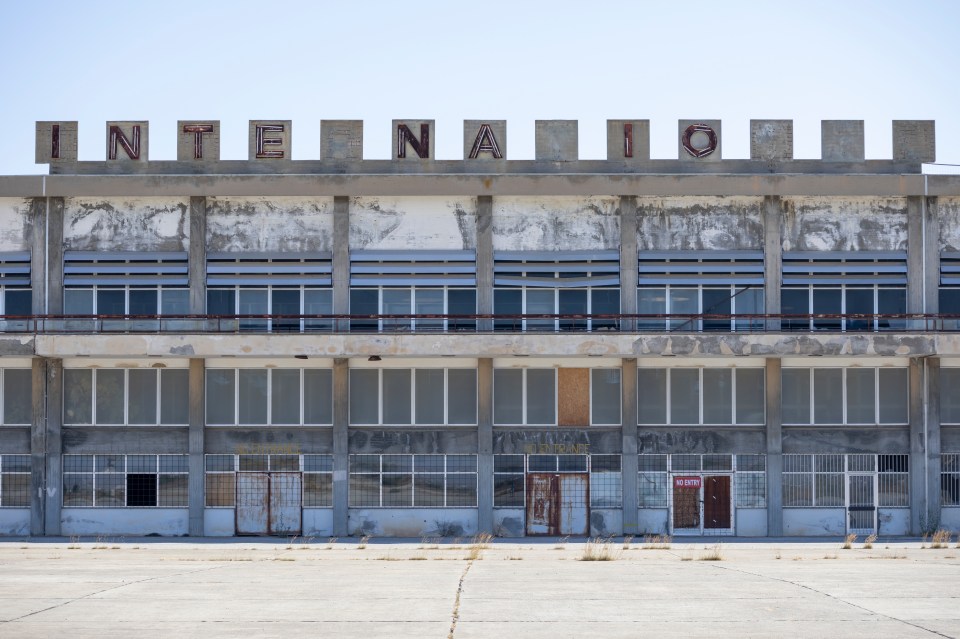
207, 197, 333, 253
937, 197, 960, 251
64, 197, 188, 252
349, 197, 476, 250
0, 198, 32, 252
493, 196, 619, 251
782, 197, 908, 252
637, 196, 763, 251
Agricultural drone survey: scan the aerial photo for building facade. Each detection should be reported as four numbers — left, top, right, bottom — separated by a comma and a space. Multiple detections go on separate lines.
0, 117, 957, 538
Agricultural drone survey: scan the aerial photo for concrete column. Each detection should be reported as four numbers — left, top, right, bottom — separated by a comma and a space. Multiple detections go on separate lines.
188, 358, 204, 536
476, 196, 493, 331
924, 197, 940, 315
46, 198, 64, 315
30, 358, 47, 535
907, 196, 924, 315
765, 358, 783, 536
925, 358, 941, 528
477, 358, 493, 534
188, 197, 206, 315
909, 357, 926, 534
619, 197, 638, 332
621, 358, 638, 534
28, 198, 47, 315
43, 358, 62, 535
763, 196, 782, 329
332, 197, 350, 331
332, 358, 349, 536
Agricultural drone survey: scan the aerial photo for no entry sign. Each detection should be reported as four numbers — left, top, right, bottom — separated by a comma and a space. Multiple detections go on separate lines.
673, 476, 702, 489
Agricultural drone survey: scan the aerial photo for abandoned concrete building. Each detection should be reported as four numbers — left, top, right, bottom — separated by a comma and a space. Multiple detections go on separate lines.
0, 117, 957, 538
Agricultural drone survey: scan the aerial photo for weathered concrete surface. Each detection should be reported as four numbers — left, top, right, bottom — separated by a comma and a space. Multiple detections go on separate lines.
637, 429, 765, 454
205, 428, 332, 454
348, 429, 477, 454
63, 197, 188, 252
492, 196, 619, 251
0, 540, 958, 639
206, 196, 333, 252
937, 197, 960, 251
60, 508, 188, 536
750, 120, 793, 161
782, 196, 907, 252
637, 196, 763, 250
349, 196, 476, 250
348, 508, 477, 537
493, 428, 620, 454
0, 427, 29, 452
782, 427, 910, 453
0, 197, 32, 251
62, 428, 188, 454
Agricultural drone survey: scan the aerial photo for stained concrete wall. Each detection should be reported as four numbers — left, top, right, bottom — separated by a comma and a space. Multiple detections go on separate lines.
637, 429, 766, 454
62, 428, 188, 454
878, 508, 910, 536
636, 196, 764, 251
782, 428, 910, 454
347, 429, 477, 454
61, 508, 189, 536
782, 508, 846, 536
937, 197, 960, 251
637, 508, 669, 535
0, 509, 30, 536
349, 197, 476, 250
492, 429, 621, 454
302, 509, 334, 537
492, 196, 619, 251
782, 197, 908, 252
348, 508, 477, 537
590, 509, 623, 536
737, 509, 767, 536
942, 508, 960, 530
63, 197, 188, 252
206, 196, 333, 253
205, 428, 333, 454
204, 508, 234, 536
0, 198, 33, 252
0, 427, 30, 453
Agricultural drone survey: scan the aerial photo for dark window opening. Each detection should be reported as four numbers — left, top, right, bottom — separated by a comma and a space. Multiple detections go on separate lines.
126, 473, 157, 507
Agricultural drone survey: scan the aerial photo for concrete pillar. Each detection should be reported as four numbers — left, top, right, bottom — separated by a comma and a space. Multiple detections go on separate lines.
763, 196, 782, 330
46, 198, 64, 315
333, 197, 350, 331
909, 357, 926, 535
907, 196, 925, 315
476, 196, 493, 331
925, 358, 941, 529
188, 358, 204, 536
30, 358, 47, 535
332, 358, 349, 536
28, 198, 46, 315
43, 358, 62, 535
619, 197, 638, 333
621, 359, 638, 535
477, 358, 493, 534
188, 197, 206, 315
924, 197, 940, 315
765, 358, 783, 536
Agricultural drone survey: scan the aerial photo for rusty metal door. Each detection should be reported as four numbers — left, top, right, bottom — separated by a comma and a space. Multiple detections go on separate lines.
236, 472, 270, 535
269, 472, 302, 535
703, 476, 731, 530
525, 473, 589, 536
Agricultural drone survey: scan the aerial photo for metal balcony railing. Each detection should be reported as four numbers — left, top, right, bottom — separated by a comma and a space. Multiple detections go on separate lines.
0, 313, 958, 334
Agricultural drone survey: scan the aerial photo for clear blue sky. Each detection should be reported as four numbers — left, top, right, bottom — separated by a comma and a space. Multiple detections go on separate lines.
1, 0, 958, 173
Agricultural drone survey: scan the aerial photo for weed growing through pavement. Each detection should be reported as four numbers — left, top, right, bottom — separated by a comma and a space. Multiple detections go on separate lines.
622, 535, 634, 550
841, 533, 857, 549
326, 537, 338, 549
863, 534, 877, 549
578, 538, 619, 561
698, 544, 723, 561
358, 535, 370, 550
554, 536, 570, 550
466, 533, 493, 560
642, 535, 672, 550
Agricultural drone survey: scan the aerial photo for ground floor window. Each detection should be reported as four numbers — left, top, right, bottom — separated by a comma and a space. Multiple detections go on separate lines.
782, 453, 909, 508
492, 454, 622, 508
942, 454, 960, 506
0, 454, 29, 507
63, 454, 189, 507
204, 454, 334, 507
348, 454, 477, 508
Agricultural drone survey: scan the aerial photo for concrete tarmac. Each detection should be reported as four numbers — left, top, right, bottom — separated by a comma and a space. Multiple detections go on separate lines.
0, 537, 958, 638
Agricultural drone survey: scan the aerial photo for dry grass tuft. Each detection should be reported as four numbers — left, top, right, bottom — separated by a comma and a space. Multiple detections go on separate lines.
863, 533, 877, 549
357, 535, 370, 550
622, 535, 634, 550
553, 535, 570, 550
841, 533, 857, 550
578, 538, 620, 561
698, 543, 723, 561
929, 529, 952, 549
641, 534, 672, 550
465, 532, 493, 560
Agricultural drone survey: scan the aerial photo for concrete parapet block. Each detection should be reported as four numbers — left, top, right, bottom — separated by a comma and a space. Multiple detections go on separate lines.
248, 120, 292, 160
607, 120, 650, 162
893, 120, 935, 163
321, 120, 364, 161
535, 120, 578, 161
678, 120, 721, 161
750, 120, 793, 160
821, 120, 864, 161
177, 120, 220, 162
464, 120, 506, 160
106, 121, 148, 163
392, 119, 435, 160
35, 121, 78, 163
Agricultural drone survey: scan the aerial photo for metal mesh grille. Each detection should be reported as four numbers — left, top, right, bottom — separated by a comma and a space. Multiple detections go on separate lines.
943, 454, 960, 506
493, 455, 524, 507
0, 454, 30, 507
349, 454, 477, 508
590, 455, 622, 508
63, 454, 188, 507
878, 454, 909, 507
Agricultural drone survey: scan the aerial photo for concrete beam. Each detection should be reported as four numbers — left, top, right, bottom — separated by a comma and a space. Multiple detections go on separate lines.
47, 197, 63, 315
619, 196, 638, 333
621, 359, 638, 535
765, 358, 783, 536
332, 358, 348, 537
30, 358, 47, 535
44, 358, 62, 535
189, 197, 206, 315
477, 358, 493, 535
333, 196, 350, 331
188, 358, 204, 536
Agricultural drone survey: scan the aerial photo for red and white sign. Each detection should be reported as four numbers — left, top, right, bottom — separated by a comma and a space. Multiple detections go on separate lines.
673, 476, 702, 489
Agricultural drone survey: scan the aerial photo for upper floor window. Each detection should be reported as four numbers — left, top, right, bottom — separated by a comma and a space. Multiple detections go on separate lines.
206, 367, 333, 426
64, 367, 188, 426
637, 366, 765, 425
349, 368, 477, 425
781, 367, 908, 425
0, 251, 32, 324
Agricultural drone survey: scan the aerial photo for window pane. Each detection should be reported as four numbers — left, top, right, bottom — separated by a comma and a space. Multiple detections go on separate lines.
702, 369, 732, 424
382, 289, 412, 330
637, 287, 666, 330
238, 370, 268, 424
846, 368, 876, 424
447, 369, 477, 425
526, 289, 555, 331
591, 369, 620, 425
349, 369, 379, 424
558, 289, 587, 330
96, 369, 125, 424
670, 369, 699, 424
97, 289, 125, 315
781, 288, 809, 330
127, 369, 157, 424
350, 288, 379, 331
206, 369, 235, 424
63, 474, 93, 506
878, 368, 909, 424
735, 368, 765, 425
414, 473, 445, 506
845, 288, 874, 331
942, 368, 960, 424
781, 369, 810, 424
272, 289, 300, 332
304, 369, 333, 424
129, 289, 158, 315
382, 474, 412, 506
812, 288, 841, 330
493, 474, 524, 506
637, 368, 667, 424
5, 288, 31, 315
493, 289, 522, 331
3, 369, 31, 424
64, 289, 94, 314
382, 369, 411, 424
303, 289, 333, 331
271, 369, 301, 424
64, 369, 92, 424
160, 369, 189, 425
669, 288, 698, 330
447, 289, 476, 331
303, 473, 333, 507
207, 289, 235, 315
813, 369, 843, 424
415, 369, 444, 424
238, 289, 268, 331
526, 369, 556, 425
702, 288, 732, 331
733, 287, 764, 331
161, 289, 189, 315
494, 369, 523, 424
414, 289, 444, 330
447, 473, 477, 506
